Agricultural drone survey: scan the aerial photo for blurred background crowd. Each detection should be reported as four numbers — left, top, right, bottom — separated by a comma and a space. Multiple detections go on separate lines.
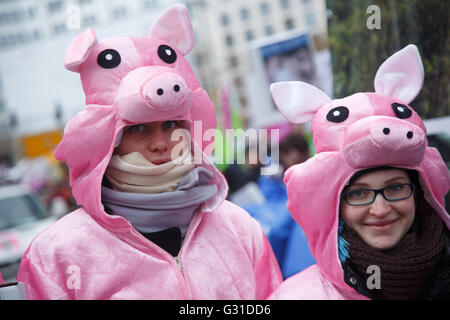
0, 0, 448, 282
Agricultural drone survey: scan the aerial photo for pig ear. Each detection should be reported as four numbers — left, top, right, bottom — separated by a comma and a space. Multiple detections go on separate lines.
148, 4, 195, 55
64, 28, 97, 73
374, 44, 424, 104
271, 81, 331, 123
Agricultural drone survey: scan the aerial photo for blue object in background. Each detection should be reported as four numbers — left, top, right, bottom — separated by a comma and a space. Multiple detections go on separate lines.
243, 175, 315, 279
244, 201, 294, 270
282, 224, 316, 279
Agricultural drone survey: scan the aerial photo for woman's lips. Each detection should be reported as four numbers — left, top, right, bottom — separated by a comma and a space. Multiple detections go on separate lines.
151, 158, 171, 165
364, 218, 398, 230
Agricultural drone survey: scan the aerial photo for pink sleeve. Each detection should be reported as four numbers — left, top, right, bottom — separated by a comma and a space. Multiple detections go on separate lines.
254, 227, 283, 299
17, 249, 72, 300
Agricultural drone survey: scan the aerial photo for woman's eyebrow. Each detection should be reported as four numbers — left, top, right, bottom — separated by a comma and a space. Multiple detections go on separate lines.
347, 182, 370, 189
349, 176, 410, 189
384, 176, 411, 184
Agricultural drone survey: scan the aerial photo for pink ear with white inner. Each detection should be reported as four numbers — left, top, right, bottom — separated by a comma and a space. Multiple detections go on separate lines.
270, 81, 331, 124
148, 4, 195, 55
374, 44, 424, 104
64, 28, 97, 73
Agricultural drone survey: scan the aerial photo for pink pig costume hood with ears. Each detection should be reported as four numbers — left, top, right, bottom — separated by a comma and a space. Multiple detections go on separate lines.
58, 5, 221, 227
17, 5, 282, 299
269, 44, 450, 300
54, 4, 223, 230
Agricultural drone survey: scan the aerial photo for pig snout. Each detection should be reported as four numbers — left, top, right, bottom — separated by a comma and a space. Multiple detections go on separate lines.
342, 116, 426, 168
370, 120, 425, 150
116, 67, 193, 123
141, 72, 191, 110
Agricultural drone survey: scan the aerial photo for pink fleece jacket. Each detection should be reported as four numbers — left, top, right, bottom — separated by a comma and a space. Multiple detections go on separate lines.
17, 5, 282, 299
269, 44, 450, 299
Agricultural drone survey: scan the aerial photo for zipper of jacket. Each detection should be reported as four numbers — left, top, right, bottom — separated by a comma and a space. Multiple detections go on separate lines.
174, 256, 183, 274
172, 211, 201, 275
129, 227, 191, 298
169, 210, 204, 292
127, 209, 204, 298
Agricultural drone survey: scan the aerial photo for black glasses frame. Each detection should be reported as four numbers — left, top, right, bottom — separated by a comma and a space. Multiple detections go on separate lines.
342, 183, 415, 206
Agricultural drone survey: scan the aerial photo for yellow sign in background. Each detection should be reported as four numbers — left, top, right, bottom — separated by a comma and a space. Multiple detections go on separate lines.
21, 130, 63, 159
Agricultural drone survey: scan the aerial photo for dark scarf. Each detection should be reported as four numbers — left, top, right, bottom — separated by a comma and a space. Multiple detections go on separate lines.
341, 200, 445, 300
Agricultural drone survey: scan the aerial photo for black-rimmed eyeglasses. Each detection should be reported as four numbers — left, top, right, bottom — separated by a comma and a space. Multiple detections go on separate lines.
341, 183, 415, 206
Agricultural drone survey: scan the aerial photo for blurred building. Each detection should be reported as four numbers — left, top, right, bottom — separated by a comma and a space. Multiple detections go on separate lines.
0, 0, 171, 51
0, 0, 175, 162
186, 0, 329, 126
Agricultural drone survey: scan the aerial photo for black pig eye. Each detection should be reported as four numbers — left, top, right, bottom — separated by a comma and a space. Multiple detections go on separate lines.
97, 49, 121, 69
392, 103, 412, 119
326, 106, 349, 123
158, 45, 177, 64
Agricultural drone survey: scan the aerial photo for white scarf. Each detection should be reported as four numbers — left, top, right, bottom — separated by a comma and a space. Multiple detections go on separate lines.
105, 149, 195, 194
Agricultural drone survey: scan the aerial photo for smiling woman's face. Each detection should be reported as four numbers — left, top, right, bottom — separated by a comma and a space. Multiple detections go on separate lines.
340, 169, 416, 250
114, 120, 189, 165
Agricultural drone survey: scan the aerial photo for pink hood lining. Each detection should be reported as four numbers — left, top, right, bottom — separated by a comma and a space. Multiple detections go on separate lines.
85, 120, 226, 233
55, 102, 227, 234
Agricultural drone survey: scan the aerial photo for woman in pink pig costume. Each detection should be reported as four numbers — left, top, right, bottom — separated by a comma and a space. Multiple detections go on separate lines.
269, 44, 450, 300
17, 5, 281, 299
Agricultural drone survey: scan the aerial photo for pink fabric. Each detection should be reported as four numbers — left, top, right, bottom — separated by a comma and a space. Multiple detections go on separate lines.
18, 200, 281, 299
0, 272, 4, 284
269, 44, 450, 300
17, 4, 281, 300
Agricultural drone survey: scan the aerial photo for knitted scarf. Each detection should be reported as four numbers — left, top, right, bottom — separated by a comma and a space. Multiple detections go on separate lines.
341, 200, 445, 300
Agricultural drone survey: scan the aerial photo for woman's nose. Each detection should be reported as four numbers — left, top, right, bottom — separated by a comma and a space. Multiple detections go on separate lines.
368, 193, 391, 217
148, 131, 169, 153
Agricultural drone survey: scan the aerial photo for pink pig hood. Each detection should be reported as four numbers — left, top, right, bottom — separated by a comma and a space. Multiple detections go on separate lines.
270, 44, 450, 299
55, 4, 222, 229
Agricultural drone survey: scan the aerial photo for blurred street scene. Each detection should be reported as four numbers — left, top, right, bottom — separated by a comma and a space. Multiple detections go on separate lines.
0, 0, 448, 283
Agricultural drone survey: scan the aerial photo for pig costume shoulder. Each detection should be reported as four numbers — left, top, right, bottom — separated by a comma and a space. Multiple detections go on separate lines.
17, 5, 281, 299
269, 45, 450, 300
